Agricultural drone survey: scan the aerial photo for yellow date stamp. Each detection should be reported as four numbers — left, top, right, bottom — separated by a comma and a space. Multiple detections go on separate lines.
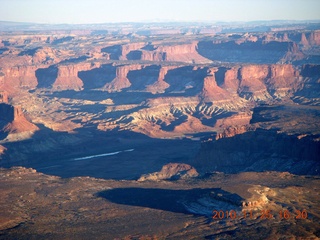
212, 209, 308, 220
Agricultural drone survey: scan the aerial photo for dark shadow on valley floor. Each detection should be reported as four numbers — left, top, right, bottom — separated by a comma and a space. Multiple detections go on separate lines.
98, 187, 243, 215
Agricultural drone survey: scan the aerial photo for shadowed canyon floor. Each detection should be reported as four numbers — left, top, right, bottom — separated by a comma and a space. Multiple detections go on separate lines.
0, 21, 319, 239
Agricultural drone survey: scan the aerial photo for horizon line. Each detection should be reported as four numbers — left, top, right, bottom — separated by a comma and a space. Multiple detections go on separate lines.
1, 19, 320, 25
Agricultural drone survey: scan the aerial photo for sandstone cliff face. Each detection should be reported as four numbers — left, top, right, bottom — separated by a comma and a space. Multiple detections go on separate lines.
238, 65, 271, 101
0, 61, 302, 104
237, 64, 298, 100
266, 64, 299, 97
283, 42, 305, 62
308, 31, 320, 45
103, 64, 144, 91
219, 67, 239, 93
287, 31, 320, 47
239, 65, 269, 80
150, 42, 211, 63
124, 42, 211, 63
121, 42, 146, 60
201, 68, 238, 103
52, 63, 92, 90
269, 64, 297, 78
300, 33, 309, 46
157, 42, 195, 60
0, 103, 39, 140
145, 66, 176, 93
140, 51, 166, 62
299, 31, 320, 46
2, 66, 38, 89
36, 63, 98, 90
99, 62, 306, 138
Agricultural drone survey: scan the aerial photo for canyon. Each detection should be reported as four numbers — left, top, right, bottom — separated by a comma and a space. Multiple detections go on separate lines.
0, 21, 319, 239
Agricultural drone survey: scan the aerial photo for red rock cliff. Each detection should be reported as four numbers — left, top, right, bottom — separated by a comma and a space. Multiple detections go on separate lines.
267, 64, 299, 97
3, 66, 38, 89
216, 67, 240, 93
145, 66, 177, 94
52, 63, 94, 90
135, 42, 211, 63
121, 42, 146, 60
308, 30, 320, 45
103, 64, 144, 91
0, 103, 39, 135
202, 68, 230, 101
237, 64, 298, 100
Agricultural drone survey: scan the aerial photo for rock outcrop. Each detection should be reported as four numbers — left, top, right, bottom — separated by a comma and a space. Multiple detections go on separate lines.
308, 30, 320, 45
201, 67, 241, 104
238, 64, 299, 100
146, 66, 176, 93
138, 163, 199, 181
215, 125, 252, 140
0, 103, 39, 140
52, 63, 93, 90
103, 64, 144, 91
2, 66, 38, 89
103, 42, 211, 63
36, 63, 97, 90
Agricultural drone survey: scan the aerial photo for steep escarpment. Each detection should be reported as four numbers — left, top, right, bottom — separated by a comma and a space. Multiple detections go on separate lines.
53, 63, 93, 90
200, 64, 299, 103
201, 67, 243, 105
287, 30, 320, 47
266, 64, 299, 97
195, 129, 320, 175
197, 40, 303, 64
36, 62, 96, 90
1, 66, 38, 90
0, 102, 39, 140
142, 42, 211, 63
0, 30, 318, 143
0, 59, 310, 141
102, 43, 147, 60
97, 63, 312, 138
146, 66, 175, 93
238, 64, 299, 100
307, 30, 320, 45
103, 42, 211, 64
103, 64, 144, 91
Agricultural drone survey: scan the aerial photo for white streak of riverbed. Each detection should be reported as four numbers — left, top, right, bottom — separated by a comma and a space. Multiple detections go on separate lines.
72, 149, 134, 161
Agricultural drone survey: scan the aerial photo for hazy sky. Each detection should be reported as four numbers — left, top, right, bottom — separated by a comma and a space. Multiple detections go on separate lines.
1, 0, 319, 24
